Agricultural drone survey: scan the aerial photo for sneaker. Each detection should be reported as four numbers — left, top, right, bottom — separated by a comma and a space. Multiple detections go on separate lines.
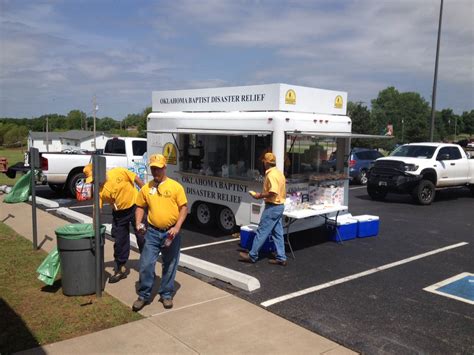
238, 251, 255, 263
268, 259, 288, 266
109, 265, 127, 283
132, 298, 148, 312
160, 297, 173, 309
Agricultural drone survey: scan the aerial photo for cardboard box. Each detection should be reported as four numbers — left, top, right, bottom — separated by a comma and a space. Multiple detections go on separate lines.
240, 224, 275, 253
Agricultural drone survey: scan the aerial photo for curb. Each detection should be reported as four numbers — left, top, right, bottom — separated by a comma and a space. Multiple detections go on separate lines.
29, 196, 59, 208
180, 254, 260, 292
48, 207, 260, 292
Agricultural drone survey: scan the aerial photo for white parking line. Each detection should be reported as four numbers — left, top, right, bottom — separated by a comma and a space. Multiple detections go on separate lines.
69, 203, 109, 209
261, 242, 469, 308
181, 237, 240, 251
349, 186, 367, 190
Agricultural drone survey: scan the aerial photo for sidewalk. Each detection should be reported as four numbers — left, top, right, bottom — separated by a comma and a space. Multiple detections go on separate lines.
1, 197, 355, 355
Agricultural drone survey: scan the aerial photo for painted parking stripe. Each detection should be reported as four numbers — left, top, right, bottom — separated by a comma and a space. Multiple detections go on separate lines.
349, 186, 367, 190
423, 272, 474, 305
261, 242, 469, 308
181, 237, 240, 251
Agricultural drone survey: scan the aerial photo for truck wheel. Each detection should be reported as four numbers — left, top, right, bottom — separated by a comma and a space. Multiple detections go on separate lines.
470, 185, 474, 197
216, 206, 236, 234
48, 183, 64, 193
356, 169, 368, 185
192, 202, 214, 228
367, 184, 387, 201
67, 172, 86, 197
413, 180, 435, 205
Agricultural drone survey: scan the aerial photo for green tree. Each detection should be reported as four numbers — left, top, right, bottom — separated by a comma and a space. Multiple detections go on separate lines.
462, 110, 474, 137
371, 87, 430, 146
97, 117, 119, 131
347, 101, 376, 148
4, 125, 29, 147
66, 110, 87, 130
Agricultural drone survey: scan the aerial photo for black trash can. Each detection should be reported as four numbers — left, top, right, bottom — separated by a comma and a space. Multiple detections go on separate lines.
55, 223, 105, 296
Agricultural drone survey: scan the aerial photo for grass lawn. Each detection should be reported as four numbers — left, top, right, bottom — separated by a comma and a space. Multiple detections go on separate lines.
0, 222, 142, 354
0, 148, 25, 186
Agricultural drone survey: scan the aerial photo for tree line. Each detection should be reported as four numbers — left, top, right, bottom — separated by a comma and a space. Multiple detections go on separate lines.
0, 87, 473, 149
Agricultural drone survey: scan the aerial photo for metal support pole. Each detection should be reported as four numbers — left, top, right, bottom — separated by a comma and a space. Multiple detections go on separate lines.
93, 155, 102, 297
30, 148, 39, 250
429, 0, 444, 142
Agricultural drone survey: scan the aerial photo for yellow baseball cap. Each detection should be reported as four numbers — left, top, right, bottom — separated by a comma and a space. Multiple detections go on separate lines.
262, 152, 276, 164
149, 154, 167, 168
83, 163, 93, 183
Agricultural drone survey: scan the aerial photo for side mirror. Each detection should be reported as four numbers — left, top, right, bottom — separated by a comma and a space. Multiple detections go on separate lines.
438, 153, 450, 161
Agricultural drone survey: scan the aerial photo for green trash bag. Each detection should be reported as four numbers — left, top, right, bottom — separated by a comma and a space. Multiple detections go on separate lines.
37, 247, 60, 286
55, 223, 106, 239
4, 171, 32, 203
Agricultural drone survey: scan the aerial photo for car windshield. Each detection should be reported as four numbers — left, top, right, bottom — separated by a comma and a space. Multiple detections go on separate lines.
390, 145, 436, 159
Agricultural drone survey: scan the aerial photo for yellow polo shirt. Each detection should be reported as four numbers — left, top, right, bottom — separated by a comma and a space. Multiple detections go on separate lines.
136, 178, 187, 229
99, 168, 138, 210
263, 167, 286, 205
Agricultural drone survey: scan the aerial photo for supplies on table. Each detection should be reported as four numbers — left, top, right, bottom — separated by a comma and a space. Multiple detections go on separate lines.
351, 215, 379, 238
240, 224, 275, 253
326, 214, 358, 242
309, 185, 344, 205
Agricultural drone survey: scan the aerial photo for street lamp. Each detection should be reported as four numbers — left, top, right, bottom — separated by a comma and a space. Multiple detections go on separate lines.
429, 0, 444, 142
401, 118, 404, 143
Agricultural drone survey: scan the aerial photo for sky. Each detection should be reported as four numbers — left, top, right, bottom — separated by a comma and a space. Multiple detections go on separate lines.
0, 0, 473, 120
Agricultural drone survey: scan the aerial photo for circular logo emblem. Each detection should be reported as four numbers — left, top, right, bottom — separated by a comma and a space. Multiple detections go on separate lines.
334, 95, 343, 109
285, 89, 296, 105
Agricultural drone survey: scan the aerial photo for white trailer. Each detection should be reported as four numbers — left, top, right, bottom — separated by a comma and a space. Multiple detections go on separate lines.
147, 83, 356, 233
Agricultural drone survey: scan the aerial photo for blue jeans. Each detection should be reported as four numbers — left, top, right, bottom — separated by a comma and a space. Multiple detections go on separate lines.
249, 203, 286, 262
137, 226, 181, 301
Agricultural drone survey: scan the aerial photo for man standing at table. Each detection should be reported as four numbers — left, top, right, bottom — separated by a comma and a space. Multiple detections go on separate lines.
132, 154, 188, 311
83, 164, 145, 283
239, 152, 287, 266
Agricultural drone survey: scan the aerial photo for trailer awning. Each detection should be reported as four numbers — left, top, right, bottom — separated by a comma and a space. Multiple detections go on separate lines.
292, 132, 394, 139
147, 129, 272, 136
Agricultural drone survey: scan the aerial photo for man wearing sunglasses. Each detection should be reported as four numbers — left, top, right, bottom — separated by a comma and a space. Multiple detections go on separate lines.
132, 154, 188, 311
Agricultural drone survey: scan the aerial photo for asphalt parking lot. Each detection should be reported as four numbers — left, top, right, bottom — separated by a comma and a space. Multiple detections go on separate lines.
34, 184, 474, 354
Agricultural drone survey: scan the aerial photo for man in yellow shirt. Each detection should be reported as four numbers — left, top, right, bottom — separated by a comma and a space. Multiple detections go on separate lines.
132, 154, 188, 311
83, 164, 144, 283
239, 152, 287, 266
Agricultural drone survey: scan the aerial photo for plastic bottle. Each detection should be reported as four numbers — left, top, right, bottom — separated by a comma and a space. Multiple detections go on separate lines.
164, 233, 174, 247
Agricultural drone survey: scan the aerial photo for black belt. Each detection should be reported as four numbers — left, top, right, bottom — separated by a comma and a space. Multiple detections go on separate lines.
149, 224, 174, 233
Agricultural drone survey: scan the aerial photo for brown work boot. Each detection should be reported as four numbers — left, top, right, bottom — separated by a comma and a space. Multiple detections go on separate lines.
109, 265, 127, 283
160, 297, 173, 309
132, 298, 149, 312
268, 259, 288, 266
238, 251, 255, 263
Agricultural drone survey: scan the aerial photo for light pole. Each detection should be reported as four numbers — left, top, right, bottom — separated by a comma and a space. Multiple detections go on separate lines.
401, 118, 404, 143
429, 0, 444, 142
92, 96, 99, 150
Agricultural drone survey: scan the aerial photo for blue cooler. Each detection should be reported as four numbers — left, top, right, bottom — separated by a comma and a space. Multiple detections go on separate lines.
326, 215, 358, 242
240, 224, 275, 253
352, 215, 379, 238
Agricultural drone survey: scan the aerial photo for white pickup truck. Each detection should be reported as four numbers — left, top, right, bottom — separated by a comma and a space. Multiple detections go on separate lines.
40, 137, 147, 196
367, 143, 474, 204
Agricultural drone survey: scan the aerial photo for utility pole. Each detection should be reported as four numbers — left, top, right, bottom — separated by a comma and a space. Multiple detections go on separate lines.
93, 96, 98, 149
46, 116, 49, 152
429, 0, 444, 142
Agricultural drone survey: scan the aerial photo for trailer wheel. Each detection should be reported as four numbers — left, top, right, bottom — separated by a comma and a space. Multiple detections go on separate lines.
192, 202, 214, 228
216, 206, 236, 234
412, 180, 435, 205
67, 171, 86, 197
367, 184, 387, 201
